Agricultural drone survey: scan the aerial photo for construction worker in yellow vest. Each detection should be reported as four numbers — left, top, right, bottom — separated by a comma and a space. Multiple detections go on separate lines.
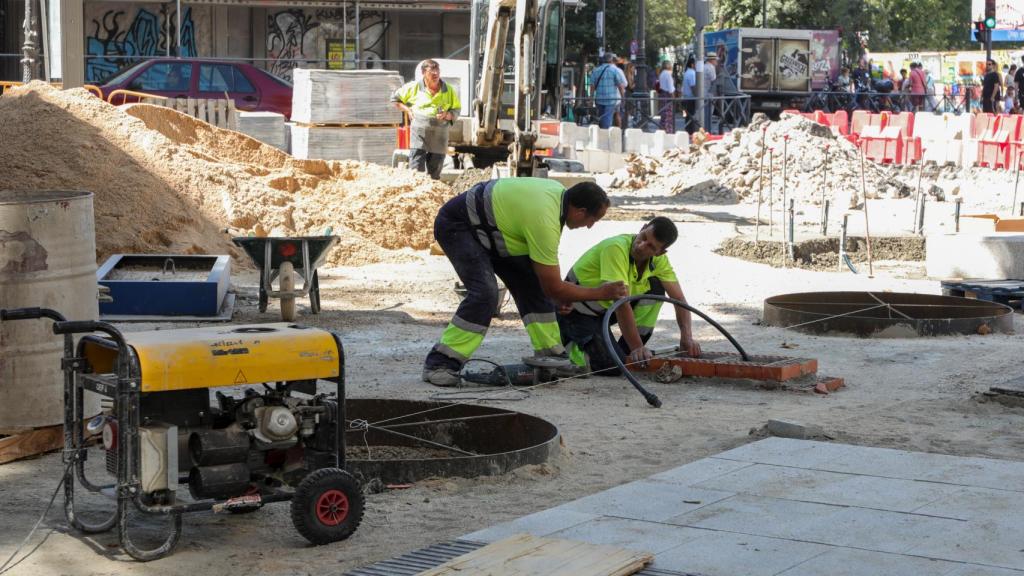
391, 59, 461, 180
559, 217, 701, 374
422, 177, 628, 387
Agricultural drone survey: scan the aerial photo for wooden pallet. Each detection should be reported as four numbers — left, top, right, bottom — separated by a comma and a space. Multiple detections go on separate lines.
418, 534, 653, 576
0, 425, 63, 465
167, 97, 237, 130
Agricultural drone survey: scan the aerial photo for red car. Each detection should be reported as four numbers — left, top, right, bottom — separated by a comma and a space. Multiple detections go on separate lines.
99, 58, 293, 118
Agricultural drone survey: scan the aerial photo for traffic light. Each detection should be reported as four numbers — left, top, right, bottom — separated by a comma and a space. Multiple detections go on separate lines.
975, 20, 987, 33
985, 0, 997, 29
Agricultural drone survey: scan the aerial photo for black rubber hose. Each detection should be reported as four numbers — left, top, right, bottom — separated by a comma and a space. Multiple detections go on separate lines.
601, 295, 751, 408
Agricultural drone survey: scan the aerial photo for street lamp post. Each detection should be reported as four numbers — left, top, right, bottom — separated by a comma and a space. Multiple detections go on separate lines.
634, 0, 647, 94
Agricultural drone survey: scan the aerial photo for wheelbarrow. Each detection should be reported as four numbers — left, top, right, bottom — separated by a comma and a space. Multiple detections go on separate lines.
232, 236, 338, 321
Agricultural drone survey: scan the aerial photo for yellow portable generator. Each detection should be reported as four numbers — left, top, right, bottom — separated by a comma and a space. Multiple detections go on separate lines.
0, 307, 363, 561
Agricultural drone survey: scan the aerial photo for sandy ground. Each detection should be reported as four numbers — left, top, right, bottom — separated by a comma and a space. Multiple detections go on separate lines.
3, 200, 1024, 576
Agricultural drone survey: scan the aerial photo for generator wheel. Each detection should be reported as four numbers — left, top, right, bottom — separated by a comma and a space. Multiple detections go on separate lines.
258, 285, 268, 313
279, 261, 296, 321
291, 467, 364, 545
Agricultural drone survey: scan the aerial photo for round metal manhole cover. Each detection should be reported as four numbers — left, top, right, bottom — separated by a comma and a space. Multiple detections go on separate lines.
763, 291, 1013, 337
344, 399, 559, 484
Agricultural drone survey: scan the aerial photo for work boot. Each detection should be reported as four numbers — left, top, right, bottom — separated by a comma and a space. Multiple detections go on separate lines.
421, 367, 461, 387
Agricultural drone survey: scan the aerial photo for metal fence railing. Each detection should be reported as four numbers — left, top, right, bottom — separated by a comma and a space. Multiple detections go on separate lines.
800, 86, 985, 115
564, 93, 751, 135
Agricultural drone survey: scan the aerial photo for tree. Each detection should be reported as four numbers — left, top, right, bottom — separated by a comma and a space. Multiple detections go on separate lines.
646, 0, 695, 63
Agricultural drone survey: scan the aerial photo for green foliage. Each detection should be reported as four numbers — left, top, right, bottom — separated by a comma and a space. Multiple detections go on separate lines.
711, 0, 973, 58
564, 0, 693, 64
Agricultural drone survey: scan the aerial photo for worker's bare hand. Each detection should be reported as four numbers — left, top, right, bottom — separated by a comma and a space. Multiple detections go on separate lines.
680, 336, 701, 358
627, 346, 653, 368
597, 281, 628, 300
436, 111, 453, 121
557, 301, 573, 315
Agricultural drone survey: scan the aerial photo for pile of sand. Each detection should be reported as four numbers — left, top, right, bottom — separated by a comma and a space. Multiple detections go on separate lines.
0, 82, 455, 266
611, 113, 912, 210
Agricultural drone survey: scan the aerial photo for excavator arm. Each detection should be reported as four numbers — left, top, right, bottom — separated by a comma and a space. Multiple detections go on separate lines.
473, 0, 541, 177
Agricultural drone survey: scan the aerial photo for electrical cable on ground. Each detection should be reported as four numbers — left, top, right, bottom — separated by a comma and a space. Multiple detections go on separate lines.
0, 458, 74, 575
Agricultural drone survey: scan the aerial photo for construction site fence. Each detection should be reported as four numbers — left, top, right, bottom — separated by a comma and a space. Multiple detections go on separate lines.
563, 94, 751, 135
801, 86, 987, 116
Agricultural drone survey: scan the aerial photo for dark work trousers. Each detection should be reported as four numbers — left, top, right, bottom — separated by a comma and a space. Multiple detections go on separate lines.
424, 193, 559, 371
410, 148, 445, 180
558, 278, 665, 376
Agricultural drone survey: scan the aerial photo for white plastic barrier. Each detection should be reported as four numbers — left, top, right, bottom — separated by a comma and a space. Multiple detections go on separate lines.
624, 128, 643, 153
674, 131, 690, 148
608, 127, 623, 153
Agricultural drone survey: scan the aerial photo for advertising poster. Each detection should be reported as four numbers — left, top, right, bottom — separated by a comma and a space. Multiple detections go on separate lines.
740, 36, 773, 92
809, 31, 839, 89
705, 29, 739, 93
777, 39, 811, 92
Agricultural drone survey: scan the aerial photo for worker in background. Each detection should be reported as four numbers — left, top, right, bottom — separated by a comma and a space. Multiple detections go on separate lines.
558, 217, 701, 376
391, 59, 461, 180
422, 178, 628, 387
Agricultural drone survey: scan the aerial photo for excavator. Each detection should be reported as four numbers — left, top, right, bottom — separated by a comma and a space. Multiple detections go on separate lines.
455, 0, 580, 177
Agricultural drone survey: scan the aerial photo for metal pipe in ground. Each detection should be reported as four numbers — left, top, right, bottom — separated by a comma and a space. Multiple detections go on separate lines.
859, 149, 874, 278
821, 200, 830, 236
787, 199, 795, 261
954, 198, 962, 232
820, 144, 830, 236
781, 136, 789, 244
913, 160, 924, 232
768, 148, 774, 235
755, 125, 767, 243
915, 192, 926, 235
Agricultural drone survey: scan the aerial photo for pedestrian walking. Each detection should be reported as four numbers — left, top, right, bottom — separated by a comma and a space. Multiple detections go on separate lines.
589, 52, 628, 129
657, 59, 676, 134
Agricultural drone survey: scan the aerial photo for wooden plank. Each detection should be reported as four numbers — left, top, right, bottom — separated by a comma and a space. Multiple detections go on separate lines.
0, 425, 63, 465
198, 99, 208, 124
214, 100, 226, 127
416, 534, 653, 576
186, 97, 196, 118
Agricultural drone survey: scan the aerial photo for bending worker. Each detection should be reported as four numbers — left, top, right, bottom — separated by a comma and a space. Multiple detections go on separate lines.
558, 217, 701, 374
423, 178, 628, 387
391, 59, 461, 180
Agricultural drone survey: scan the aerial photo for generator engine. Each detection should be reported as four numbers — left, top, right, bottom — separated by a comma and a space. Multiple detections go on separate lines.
103, 383, 340, 502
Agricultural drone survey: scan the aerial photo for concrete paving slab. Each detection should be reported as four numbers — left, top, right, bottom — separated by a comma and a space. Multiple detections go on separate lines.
651, 531, 832, 576
666, 494, 846, 541
559, 479, 734, 522
461, 507, 599, 544
906, 518, 1024, 570
945, 565, 1024, 576
794, 505, 964, 554
776, 547, 963, 576
549, 516, 708, 554
456, 439, 1024, 576
647, 457, 754, 487
914, 486, 1024, 521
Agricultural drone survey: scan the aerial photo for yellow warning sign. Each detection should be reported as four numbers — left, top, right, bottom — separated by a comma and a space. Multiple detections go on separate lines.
234, 370, 248, 384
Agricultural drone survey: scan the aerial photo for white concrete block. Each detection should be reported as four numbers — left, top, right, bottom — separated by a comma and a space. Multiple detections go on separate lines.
624, 128, 643, 153
608, 127, 623, 153
559, 121, 575, 147
663, 131, 676, 151
652, 130, 667, 155
608, 152, 626, 172
926, 233, 1024, 279
586, 149, 610, 173
588, 125, 601, 150
674, 131, 691, 148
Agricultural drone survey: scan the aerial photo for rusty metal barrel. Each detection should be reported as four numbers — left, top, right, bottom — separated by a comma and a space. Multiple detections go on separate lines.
0, 191, 98, 431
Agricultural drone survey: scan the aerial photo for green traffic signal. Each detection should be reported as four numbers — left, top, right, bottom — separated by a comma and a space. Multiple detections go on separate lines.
985, 16, 997, 29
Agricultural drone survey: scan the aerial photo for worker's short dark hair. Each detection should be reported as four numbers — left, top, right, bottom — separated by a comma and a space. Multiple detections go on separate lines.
565, 182, 610, 216
644, 216, 678, 248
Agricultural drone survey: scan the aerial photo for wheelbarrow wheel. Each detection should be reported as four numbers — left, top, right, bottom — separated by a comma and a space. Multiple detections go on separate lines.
279, 261, 296, 322
291, 467, 364, 545
309, 270, 321, 314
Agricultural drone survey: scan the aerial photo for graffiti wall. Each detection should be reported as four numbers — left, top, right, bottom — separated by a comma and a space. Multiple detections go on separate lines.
266, 8, 388, 81
84, 3, 212, 83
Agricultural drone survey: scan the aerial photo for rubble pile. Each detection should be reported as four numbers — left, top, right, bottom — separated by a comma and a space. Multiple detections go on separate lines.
0, 82, 455, 266
612, 113, 914, 209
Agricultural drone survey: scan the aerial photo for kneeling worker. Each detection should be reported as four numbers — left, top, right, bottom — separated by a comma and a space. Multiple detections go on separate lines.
559, 217, 701, 374
423, 178, 628, 387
